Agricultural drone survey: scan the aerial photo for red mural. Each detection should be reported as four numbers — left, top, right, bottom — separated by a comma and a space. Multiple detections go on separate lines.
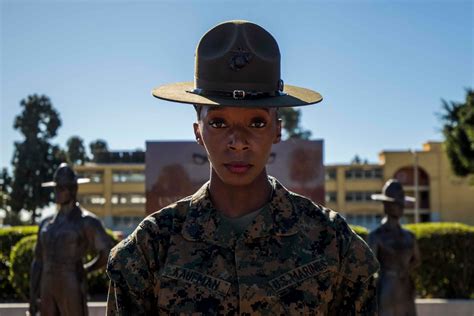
145, 139, 325, 214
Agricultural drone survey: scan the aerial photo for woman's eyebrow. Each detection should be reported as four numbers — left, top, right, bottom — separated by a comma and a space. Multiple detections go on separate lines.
206, 107, 270, 114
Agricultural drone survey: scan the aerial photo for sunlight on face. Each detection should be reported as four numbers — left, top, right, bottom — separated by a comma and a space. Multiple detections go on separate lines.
193, 106, 281, 186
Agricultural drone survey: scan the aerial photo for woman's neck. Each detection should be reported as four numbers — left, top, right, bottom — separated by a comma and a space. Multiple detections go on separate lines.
209, 169, 272, 218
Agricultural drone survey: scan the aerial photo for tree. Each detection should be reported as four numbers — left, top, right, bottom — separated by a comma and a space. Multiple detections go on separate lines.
278, 108, 312, 140
440, 89, 474, 177
0, 168, 11, 211
9, 95, 66, 223
89, 139, 109, 162
0, 168, 18, 224
67, 136, 87, 165
1, 168, 23, 225
351, 155, 362, 165
350, 155, 369, 165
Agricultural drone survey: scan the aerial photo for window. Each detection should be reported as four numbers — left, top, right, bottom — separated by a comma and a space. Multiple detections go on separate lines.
374, 168, 383, 179
345, 191, 378, 202
325, 192, 337, 203
112, 171, 145, 183
76, 171, 103, 183
78, 195, 106, 205
111, 194, 146, 205
325, 169, 337, 180
345, 167, 383, 180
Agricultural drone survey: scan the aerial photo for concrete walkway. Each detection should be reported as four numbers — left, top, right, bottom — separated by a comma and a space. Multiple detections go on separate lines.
1, 299, 473, 315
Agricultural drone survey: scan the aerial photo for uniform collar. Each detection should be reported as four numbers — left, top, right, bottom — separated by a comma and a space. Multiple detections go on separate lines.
181, 176, 300, 246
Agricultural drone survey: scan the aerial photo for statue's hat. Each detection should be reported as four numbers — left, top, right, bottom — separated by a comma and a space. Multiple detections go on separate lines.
371, 179, 415, 204
41, 163, 90, 187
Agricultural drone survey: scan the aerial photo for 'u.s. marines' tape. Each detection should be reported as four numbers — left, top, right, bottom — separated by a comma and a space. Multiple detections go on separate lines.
268, 258, 330, 294
162, 265, 231, 296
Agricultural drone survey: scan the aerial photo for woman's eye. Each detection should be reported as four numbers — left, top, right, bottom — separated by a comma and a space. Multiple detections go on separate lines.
250, 119, 267, 128
208, 119, 227, 128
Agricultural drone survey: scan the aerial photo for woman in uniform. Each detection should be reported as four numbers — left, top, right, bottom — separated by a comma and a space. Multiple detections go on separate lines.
106, 20, 379, 315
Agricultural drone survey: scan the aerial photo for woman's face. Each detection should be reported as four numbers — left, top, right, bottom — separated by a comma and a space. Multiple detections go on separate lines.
194, 106, 281, 186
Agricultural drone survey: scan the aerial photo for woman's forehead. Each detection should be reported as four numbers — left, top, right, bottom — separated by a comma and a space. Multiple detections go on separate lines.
201, 106, 275, 116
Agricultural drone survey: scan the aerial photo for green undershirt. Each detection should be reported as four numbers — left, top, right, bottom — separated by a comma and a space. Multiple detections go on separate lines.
217, 206, 264, 243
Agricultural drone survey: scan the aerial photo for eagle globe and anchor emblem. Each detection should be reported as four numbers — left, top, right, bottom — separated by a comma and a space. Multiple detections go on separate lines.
229, 47, 253, 71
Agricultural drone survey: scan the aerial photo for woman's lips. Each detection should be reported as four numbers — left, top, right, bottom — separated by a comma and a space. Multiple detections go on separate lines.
224, 162, 252, 174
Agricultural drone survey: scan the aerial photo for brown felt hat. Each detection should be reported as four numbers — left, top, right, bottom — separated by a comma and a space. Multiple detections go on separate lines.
152, 20, 323, 107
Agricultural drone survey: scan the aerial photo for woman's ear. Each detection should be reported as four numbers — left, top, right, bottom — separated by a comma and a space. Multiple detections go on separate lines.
193, 122, 204, 145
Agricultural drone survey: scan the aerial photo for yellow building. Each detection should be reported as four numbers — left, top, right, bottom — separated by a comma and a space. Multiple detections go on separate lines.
75, 163, 145, 235
75, 142, 474, 233
326, 141, 474, 229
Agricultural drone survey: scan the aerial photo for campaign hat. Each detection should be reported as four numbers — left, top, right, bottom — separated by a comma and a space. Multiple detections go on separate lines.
152, 20, 322, 107
41, 163, 90, 187
371, 179, 415, 205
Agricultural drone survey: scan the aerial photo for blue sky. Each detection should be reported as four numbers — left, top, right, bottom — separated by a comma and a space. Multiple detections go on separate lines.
1, 0, 473, 170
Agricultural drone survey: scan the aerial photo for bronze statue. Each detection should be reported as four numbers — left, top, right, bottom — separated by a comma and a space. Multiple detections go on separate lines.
369, 179, 421, 316
29, 163, 112, 316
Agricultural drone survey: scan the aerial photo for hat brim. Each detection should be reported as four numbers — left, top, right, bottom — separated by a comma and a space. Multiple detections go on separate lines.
41, 178, 90, 187
371, 194, 416, 203
152, 82, 322, 107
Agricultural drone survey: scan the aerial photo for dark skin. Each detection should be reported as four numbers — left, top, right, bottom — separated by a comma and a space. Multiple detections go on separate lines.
193, 106, 281, 218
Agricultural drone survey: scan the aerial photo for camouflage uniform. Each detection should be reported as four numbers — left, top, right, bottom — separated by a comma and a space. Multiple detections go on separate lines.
106, 177, 379, 315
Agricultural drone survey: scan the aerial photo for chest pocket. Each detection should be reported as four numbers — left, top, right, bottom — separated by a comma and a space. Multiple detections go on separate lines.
268, 258, 337, 315
157, 265, 231, 315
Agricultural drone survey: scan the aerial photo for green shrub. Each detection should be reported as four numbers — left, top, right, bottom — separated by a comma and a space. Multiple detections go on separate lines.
0, 226, 38, 301
0, 254, 16, 301
8, 235, 36, 300
350, 224, 369, 241
8, 231, 118, 301
0, 226, 38, 258
404, 222, 474, 299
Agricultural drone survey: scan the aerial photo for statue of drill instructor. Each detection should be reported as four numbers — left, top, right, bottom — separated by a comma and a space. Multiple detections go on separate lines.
369, 179, 421, 316
28, 163, 112, 316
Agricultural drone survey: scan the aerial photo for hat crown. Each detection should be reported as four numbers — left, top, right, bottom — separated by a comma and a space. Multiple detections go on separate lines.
151, 20, 323, 107
53, 163, 78, 186
194, 20, 281, 94
382, 179, 405, 202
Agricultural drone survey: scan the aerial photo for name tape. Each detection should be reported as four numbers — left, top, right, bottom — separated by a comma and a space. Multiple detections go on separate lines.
162, 265, 231, 296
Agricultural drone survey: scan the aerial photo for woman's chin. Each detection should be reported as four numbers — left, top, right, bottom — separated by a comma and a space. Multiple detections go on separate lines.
212, 166, 266, 187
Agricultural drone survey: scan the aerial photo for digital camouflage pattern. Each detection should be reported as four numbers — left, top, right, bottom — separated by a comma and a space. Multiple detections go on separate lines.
107, 177, 379, 315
